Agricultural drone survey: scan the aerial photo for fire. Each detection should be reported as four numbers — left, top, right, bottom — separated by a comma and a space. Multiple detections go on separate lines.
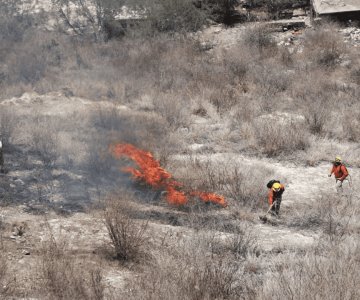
190, 191, 227, 208
110, 143, 227, 207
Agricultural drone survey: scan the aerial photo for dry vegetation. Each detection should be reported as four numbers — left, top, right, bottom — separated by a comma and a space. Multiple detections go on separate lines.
0, 0, 359, 298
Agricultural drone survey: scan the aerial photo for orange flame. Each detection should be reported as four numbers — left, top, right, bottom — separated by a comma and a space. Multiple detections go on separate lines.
110, 143, 227, 207
190, 191, 227, 208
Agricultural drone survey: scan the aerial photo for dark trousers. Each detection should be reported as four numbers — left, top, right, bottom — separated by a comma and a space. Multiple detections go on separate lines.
270, 197, 282, 216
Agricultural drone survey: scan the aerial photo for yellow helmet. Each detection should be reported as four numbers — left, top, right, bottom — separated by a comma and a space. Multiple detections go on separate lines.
335, 156, 342, 162
272, 182, 281, 192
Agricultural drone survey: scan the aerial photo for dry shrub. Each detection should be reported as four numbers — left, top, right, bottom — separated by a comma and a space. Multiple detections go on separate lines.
0, 240, 15, 298
127, 232, 254, 300
31, 115, 60, 166
287, 192, 358, 238
292, 72, 341, 136
350, 65, 360, 85
223, 51, 249, 83
179, 158, 273, 209
342, 110, 360, 142
147, 0, 207, 33
217, 163, 273, 209
153, 93, 191, 129
85, 137, 114, 179
303, 24, 347, 69
259, 241, 360, 300
104, 194, 148, 262
303, 103, 328, 135
0, 106, 17, 147
252, 121, 309, 156
249, 64, 292, 97
228, 95, 261, 129
209, 84, 242, 114
227, 223, 259, 259
85, 107, 123, 177
243, 25, 278, 58
91, 106, 123, 132
38, 229, 105, 300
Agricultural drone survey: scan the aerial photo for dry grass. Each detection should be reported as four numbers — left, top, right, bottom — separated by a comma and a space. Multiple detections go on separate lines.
173, 158, 273, 210
37, 223, 106, 300
30, 115, 60, 167
0, 239, 15, 298
252, 121, 309, 156
0, 18, 357, 163
259, 241, 360, 300
0, 107, 17, 147
127, 231, 257, 300
303, 24, 348, 69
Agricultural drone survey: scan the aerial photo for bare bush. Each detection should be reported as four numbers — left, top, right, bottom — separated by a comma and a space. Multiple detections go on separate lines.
8, 47, 47, 84
0, 107, 17, 147
31, 116, 60, 166
303, 24, 347, 69
179, 158, 273, 209
227, 224, 258, 259
153, 93, 190, 129
104, 194, 148, 261
252, 121, 309, 156
342, 110, 360, 142
0, 241, 15, 298
127, 232, 253, 300
287, 192, 357, 239
243, 25, 277, 58
86, 137, 114, 179
221, 164, 272, 209
0, 1, 33, 45
52, 0, 128, 41
147, 0, 207, 33
209, 84, 240, 114
250, 64, 292, 97
259, 242, 360, 300
38, 227, 105, 300
350, 66, 360, 85
91, 106, 123, 131
302, 97, 329, 135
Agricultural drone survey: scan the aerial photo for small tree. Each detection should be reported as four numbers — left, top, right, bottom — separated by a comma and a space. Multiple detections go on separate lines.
52, 0, 128, 41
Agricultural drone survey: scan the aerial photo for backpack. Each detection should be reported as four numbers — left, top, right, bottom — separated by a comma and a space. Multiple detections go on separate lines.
266, 180, 280, 189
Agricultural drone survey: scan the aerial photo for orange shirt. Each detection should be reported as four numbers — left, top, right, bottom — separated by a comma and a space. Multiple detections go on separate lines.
330, 164, 348, 181
268, 184, 285, 205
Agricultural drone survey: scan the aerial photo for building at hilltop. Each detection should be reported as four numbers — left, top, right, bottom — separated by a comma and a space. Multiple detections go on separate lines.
311, 0, 360, 20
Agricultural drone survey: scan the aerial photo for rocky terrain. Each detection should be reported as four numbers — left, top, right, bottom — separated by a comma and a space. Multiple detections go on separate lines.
0, 0, 359, 299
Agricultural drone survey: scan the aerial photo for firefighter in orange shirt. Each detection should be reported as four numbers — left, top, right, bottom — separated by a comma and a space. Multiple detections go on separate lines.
268, 182, 285, 216
328, 156, 349, 192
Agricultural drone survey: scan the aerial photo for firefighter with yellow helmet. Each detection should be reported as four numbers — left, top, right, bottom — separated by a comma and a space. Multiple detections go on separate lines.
267, 180, 285, 216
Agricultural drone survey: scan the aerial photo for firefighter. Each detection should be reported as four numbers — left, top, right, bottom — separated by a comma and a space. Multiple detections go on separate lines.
268, 181, 285, 216
328, 156, 349, 192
